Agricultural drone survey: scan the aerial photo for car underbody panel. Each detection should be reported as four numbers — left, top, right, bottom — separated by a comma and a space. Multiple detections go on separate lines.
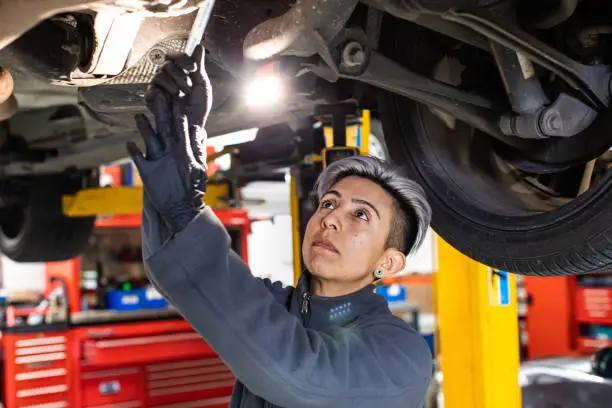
4, 0, 612, 274
1, 0, 611, 176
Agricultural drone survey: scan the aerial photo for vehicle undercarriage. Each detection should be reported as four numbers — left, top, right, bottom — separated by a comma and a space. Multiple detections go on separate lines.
1, 0, 612, 277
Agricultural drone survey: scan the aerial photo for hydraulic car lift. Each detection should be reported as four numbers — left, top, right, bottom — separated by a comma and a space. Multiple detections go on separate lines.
289, 103, 522, 408
436, 239, 521, 408
26, 105, 521, 408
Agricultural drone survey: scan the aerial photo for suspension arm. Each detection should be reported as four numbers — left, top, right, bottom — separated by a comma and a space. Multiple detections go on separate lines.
308, 45, 534, 149
343, 52, 504, 132
443, 8, 612, 110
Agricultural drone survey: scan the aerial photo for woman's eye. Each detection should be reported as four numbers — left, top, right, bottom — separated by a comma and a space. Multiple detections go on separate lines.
320, 200, 335, 210
355, 209, 369, 221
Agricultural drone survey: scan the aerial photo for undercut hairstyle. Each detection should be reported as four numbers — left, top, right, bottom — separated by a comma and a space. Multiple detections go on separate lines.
314, 156, 431, 256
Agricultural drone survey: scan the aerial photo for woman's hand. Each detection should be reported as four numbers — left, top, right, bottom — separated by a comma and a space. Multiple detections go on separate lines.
126, 45, 211, 235
151, 44, 212, 133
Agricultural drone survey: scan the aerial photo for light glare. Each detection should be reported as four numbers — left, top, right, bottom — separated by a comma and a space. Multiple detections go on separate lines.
245, 74, 284, 107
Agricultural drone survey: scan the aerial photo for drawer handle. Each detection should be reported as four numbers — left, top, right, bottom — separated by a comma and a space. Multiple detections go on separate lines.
16, 368, 67, 381
16, 336, 66, 348
147, 357, 222, 372
152, 396, 231, 408
16, 344, 66, 356
87, 400, 142, 408
81, 367, 140, 380
17, 384, 67, 398
16, 352, 66, 365
21, 401, 68, 408
93, 333, 201, 349
148, 372, 235, 389
148, 380, 235, 397
98, 380, 121, 396
147, 365, 230, 381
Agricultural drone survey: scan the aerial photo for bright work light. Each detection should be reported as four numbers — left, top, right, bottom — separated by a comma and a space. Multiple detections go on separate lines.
244, 62, 285, 108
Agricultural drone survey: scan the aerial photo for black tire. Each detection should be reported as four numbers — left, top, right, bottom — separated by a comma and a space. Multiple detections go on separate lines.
0, 175, 96, 262
378, 19, 612, 276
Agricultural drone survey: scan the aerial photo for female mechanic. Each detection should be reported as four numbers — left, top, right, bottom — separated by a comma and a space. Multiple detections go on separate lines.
127, 45, 433, 408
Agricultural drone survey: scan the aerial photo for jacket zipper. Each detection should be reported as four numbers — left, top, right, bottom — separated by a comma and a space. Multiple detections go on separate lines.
300, 291, 311, 326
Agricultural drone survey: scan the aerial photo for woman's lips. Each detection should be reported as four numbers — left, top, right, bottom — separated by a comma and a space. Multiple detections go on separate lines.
313, 239, 339, 254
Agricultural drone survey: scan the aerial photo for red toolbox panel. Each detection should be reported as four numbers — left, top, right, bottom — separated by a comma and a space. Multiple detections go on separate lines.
150, 396, 231, 408
81, 367, 145, 407
12, 334, 68, 375
82, 332, 216, 367
145, 357, 235, 407
4, 331, 72, 408
577, 336, 612, 352
14, 390, 69, 408
576, 288, 612, 323
14, 375, 68, 395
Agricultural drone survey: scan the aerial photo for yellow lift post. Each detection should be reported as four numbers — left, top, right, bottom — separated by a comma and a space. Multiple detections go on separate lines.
290, 103, 369, 283
435, 237, 522, 408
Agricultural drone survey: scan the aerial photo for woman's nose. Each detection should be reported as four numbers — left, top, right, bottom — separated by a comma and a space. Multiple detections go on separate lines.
321, 213, 340, 231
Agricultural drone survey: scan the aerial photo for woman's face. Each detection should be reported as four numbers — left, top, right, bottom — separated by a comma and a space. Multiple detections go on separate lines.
302, 175, 405, 290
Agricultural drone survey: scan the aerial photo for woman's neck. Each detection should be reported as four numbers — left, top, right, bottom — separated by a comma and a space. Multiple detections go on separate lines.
310, 276, 373, 298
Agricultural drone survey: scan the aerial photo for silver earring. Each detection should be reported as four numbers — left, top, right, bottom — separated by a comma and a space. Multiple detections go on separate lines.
375, 270, 383, 278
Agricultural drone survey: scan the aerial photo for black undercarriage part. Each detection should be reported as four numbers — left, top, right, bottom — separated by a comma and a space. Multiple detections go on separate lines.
300, 31, 532, 149
441, 8, 612, 110
282, 0, 612, 145
491, 43, 549, 116
491, 43, 598, 139
499, 93, 598, 140
243, 0, 360, 60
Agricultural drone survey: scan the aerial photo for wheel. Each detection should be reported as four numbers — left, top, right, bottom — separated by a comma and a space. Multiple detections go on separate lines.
0, 174, 96, 262
378, 18, 612, 276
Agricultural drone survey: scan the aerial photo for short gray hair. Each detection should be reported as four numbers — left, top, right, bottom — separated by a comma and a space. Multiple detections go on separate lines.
314, 156, 431, 256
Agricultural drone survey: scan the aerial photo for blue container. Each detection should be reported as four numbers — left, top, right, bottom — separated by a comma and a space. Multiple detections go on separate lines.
140, 287, 168, 310
104, 289, 144, 311
105, 288, 168, 311
375, 284, 407, 303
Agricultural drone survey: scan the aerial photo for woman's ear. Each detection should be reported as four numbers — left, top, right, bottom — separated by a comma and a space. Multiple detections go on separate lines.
378, 249, 406, 278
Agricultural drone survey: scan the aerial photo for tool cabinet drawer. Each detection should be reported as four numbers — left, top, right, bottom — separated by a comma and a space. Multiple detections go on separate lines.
81, 367, 145, 407
82, 332, 215, 366
576, 288, 612, 323
13, 334, 68, 375
145, 357, 235, 407
15, 390, 69, 408
149, 396, 231, 408
15, 373, 68, 394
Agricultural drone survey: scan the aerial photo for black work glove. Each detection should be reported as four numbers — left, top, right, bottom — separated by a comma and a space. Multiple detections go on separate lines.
126, 45, 212, 235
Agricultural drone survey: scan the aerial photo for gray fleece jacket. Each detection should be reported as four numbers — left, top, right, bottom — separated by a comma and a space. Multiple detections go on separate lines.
141, 200, 433, 408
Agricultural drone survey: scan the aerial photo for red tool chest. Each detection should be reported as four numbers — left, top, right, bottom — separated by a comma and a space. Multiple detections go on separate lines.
3, 329, 72, 408
522, 271, 612, 359
2, 322, 235, 408
2, 208, 251, 407
72, 320, 235, 407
